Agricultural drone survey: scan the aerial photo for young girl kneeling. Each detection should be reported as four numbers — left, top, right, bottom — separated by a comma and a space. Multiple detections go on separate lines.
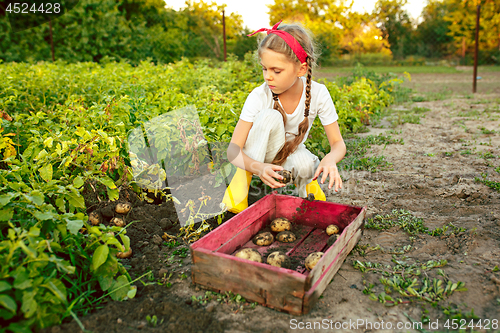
222, 20, 346, 214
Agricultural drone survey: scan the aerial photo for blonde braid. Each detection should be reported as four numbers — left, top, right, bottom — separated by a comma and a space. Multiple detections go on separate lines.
304, 57, 312, 117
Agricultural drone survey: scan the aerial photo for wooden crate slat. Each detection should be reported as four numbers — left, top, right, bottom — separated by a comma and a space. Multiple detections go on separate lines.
192, 248, 305, 314
305, 207, 366, 290
302, 228, 363, 314
191, 193, 275, 251
288, 228, 330, 273
275, 194, 361, 230
216, 210, 272, 254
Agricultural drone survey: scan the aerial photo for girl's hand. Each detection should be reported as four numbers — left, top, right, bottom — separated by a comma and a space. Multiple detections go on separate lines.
313, 157, 342, 192
258, 163, 286, 189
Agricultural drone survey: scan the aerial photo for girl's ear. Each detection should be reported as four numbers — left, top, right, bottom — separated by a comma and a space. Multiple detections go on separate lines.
297, 61, 308, 77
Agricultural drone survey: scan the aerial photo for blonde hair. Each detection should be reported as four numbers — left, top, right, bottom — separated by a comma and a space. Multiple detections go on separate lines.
257, 23, 319, 166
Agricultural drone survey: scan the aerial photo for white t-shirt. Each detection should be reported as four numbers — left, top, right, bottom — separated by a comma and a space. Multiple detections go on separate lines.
239, 77, 339, 144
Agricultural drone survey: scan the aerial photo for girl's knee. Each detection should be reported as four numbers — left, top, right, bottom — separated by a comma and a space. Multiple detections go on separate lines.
295, 160, 315, 179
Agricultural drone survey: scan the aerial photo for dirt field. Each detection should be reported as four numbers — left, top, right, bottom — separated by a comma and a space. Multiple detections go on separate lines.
46, 81, 500, 332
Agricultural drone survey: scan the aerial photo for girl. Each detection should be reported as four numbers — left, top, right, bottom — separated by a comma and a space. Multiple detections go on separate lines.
222, 20, 346, 214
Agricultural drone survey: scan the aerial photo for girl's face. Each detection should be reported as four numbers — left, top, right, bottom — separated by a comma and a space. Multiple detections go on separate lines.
260, 49, 307, 95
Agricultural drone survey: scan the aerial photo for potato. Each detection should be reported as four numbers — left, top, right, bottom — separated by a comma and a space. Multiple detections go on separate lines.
117, 248, 133, 259
305, 252, 324, 271
111, 217, 125, 227
275, 170, 293, 184
327, 234, 339, 247
253, 232, 274, 246
234, 248, 262, 263
115, 202, 132, 214
266, 251, 291, 268
89, 211, 100, 226
276, 231, 296, 243
326, 224, 340, 236
270, 218, 292, 233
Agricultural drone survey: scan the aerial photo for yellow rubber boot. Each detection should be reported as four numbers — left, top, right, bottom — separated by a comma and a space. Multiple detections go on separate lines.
222, 167, 253, 214
305, 179, 326, 201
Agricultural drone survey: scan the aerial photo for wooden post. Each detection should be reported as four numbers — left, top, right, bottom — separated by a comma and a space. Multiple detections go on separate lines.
461, 37, 466, 65
49, 19, 55, 62
222, 9, 227, 62
473, 5, 480, 93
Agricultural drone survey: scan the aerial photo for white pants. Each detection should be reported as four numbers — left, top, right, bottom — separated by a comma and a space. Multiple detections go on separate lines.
242, 108, 320, 198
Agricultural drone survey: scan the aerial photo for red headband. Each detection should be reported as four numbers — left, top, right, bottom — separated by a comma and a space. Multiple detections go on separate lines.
247, 20, 308, 64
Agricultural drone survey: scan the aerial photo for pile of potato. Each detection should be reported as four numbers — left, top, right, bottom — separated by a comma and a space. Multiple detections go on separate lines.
88, 202, 133, 259
234, 217, 342, 272
89, 202, 132, 227
234, 217, 296, 268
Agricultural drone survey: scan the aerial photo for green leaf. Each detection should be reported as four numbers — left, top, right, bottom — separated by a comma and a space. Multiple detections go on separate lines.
55, 197, 65, 211
93, 245, 109, 271
24, 190, 45, 206
13, 269, 32, 290
0, 193, 17, 206
5, 322, 32, 333
0, 208, 14, 221
43, 137, 54, 148
109, 275, 131, 301
97, 275, 113, 291
0, 294, 17, 314
43, 279, 68, 305
21, 291, 37, 318
66, 192, 85, 209
107, 187, 119, 201
127, 286, 137, 299
35, 149, 48, 160
0, 281, 12, 293
66, 219, 84, 235
39, 163, 53, 182
33, 211, 55, 220
73, 176, 84, 189
98, 177, 117, 189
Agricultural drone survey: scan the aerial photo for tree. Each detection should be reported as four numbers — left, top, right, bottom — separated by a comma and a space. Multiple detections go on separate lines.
445, 0, 500, 63
372, 0, 415, 59
267, 0, 368, 64
415, 0, 454, 58
181, 0, 243, 60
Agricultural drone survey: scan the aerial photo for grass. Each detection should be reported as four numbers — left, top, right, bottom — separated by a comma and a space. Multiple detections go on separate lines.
339, 134, 404, 172
475, 173, 500, 192
380, 105, 431, 127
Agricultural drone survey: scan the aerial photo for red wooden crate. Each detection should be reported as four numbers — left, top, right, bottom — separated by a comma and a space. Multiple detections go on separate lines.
190, 191, 366, 315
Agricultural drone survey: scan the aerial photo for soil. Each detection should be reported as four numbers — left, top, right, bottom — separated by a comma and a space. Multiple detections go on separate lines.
45, 93, 500, 333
